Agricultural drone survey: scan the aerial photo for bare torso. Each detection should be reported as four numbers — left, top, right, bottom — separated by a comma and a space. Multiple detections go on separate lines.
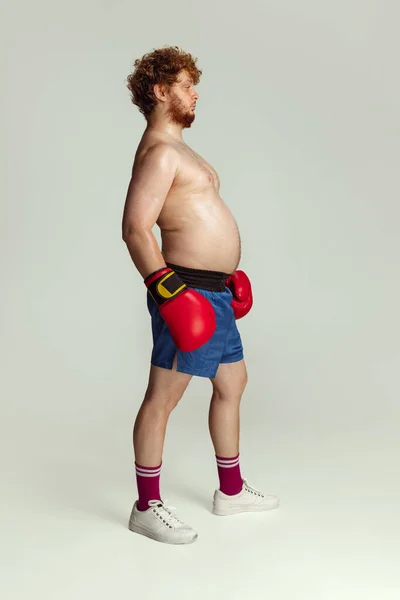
135, 131, 241, 274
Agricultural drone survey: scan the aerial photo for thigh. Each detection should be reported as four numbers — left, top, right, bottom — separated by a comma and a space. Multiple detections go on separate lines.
145, 354, 193, 408
210, 359, 248, 398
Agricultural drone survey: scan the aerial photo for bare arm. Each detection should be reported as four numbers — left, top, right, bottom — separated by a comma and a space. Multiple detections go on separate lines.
122, 144, 178, 279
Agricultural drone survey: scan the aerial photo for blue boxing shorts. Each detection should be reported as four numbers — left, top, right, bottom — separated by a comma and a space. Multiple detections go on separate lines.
147, 262, 244, 378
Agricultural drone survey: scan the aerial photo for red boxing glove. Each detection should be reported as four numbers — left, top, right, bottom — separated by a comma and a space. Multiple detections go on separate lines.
226, 270, 253, 319
145, 267, 216, 352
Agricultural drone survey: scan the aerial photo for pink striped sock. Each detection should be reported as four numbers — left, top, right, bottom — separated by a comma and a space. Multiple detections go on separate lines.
135, 461, 162, 511
216, 453, 243, 496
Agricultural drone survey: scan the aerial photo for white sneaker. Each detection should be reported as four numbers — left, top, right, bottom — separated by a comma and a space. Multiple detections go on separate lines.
212, 478, 280, 516
129, 499, 198, 545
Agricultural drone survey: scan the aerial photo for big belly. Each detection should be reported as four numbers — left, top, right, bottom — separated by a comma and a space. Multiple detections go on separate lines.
160, 221, 241, 273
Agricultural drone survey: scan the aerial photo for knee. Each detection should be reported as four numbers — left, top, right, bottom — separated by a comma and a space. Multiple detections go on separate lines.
143, 391, 181, 415
237, 374, 248, 397
213, 373, 248, 401
237, 369, 249, 394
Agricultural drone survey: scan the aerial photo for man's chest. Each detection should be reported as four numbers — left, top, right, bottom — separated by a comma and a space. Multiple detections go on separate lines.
176, 145, 220, 191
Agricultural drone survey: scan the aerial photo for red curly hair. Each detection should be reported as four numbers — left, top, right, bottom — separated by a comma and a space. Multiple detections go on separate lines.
126, 45, 202, 120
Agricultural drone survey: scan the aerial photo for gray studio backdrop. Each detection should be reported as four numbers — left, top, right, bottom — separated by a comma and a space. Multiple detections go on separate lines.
1, 0, 399, 597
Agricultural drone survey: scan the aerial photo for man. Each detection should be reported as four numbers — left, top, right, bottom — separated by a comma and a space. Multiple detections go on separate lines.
122, 46, 279, 545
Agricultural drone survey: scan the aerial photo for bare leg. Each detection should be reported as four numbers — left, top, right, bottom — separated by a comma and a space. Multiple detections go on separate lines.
208, 360, 248, 457
129, 356, 198, 545
134, 354, 192, 466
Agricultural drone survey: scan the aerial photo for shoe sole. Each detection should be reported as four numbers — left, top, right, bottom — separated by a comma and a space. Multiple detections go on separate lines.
128, 520, 198, 545
212, 503, 279, 516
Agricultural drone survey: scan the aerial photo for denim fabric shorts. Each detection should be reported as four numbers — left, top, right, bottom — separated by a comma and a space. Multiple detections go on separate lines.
147, 285, 244, 379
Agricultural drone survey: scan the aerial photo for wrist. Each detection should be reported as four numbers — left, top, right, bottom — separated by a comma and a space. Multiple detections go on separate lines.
144, 268, 187, 307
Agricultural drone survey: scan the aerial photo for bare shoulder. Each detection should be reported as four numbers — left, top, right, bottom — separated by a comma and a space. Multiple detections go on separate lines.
132, 135, 180, 176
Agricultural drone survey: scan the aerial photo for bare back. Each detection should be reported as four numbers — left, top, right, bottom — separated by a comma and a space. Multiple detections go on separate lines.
134, 130, 241, 273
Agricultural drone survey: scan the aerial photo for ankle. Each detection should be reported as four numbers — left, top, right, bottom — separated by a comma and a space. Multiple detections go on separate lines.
135, 462, 162, 511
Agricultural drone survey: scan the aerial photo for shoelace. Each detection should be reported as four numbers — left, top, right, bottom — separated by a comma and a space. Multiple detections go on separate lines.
147, 499, 184, 527
242, 478, 264, 497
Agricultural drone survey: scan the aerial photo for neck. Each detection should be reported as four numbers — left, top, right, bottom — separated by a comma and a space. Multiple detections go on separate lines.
146, 113, 184, 141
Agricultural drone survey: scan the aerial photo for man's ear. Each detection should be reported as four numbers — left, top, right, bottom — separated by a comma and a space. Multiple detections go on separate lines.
153, 83, 168, 102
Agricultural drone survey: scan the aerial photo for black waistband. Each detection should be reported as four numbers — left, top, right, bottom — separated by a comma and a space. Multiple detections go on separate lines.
166, 262, 230, 292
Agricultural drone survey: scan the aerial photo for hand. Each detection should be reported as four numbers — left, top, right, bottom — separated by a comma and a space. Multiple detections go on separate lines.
145, 267, 216, 351
226, 270, 253, 319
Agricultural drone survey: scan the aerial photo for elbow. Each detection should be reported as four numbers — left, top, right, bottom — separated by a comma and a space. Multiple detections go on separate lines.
122, 224, 150, 243
122, 223, 137, 242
